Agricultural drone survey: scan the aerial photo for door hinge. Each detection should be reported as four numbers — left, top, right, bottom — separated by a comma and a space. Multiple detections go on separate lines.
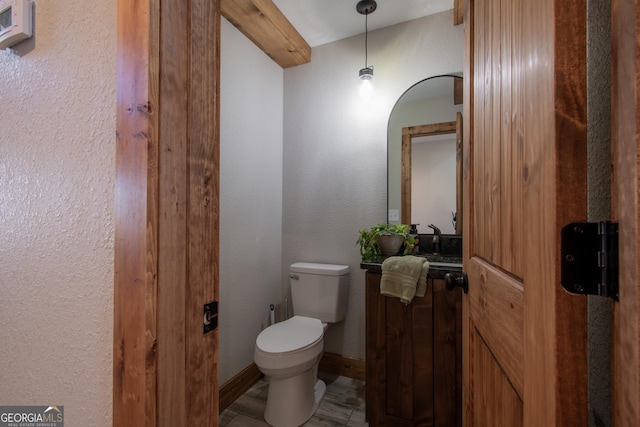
561, 221, 619, 301
203, 301, 218, 334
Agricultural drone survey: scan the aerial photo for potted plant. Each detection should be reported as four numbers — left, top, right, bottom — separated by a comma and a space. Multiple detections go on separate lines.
357, 223, 415, 261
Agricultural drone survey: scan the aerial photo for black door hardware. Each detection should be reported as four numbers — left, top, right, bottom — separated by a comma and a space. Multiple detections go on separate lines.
561, 221, 618, 301
444, 272, 468, 294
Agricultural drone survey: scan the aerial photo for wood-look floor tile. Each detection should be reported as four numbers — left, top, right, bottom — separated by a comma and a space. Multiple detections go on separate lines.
346, 407, 367, 427
221, 375, 367, 427
314, 398, 353, 423
303, 415, 354, 426
228, 393, 267, 419
227, 413, 270, 426
219, 408, 238, 426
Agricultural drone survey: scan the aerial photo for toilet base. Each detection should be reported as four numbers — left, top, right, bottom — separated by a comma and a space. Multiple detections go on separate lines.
311, 378, 326, 415
263, 367, 326, 427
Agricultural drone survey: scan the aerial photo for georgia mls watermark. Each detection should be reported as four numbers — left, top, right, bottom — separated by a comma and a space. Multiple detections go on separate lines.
0, 406, 63, 427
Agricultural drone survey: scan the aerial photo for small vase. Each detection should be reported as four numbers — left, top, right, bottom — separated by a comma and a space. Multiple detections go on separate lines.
377, 234, 404, 256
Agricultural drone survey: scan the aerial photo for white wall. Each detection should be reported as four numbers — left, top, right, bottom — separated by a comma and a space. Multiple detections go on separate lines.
412, 137, 457, 234
219, 18, 284, 385
282, 11, 463, 359
0, 0, 116, 425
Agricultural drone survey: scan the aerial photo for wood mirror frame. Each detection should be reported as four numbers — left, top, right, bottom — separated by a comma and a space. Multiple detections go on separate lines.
401, 112, 463, 233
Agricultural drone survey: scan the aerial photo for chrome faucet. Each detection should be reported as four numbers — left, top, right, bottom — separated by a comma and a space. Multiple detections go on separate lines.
428, 224, 442, 254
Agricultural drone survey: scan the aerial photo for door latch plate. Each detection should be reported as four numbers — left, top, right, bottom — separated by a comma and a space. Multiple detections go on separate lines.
203, 301, 218, 334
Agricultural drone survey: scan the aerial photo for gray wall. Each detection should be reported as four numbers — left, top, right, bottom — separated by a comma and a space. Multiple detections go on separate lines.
219, 18, 284, 385
587, 0, 612, 425
282, 10, 463, 359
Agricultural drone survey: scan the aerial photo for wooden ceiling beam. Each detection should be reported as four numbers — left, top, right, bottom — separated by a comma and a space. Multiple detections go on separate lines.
222, 0, 311, 68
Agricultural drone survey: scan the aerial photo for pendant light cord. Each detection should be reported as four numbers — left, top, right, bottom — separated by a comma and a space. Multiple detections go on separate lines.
364, 12, 369, 68
356, 0, 376, 80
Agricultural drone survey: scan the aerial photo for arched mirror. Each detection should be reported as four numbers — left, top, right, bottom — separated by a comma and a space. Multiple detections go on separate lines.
387, 74, 463, 235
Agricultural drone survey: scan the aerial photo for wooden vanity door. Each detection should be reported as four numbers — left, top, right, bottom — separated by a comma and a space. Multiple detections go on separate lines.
462, 0, 588, 425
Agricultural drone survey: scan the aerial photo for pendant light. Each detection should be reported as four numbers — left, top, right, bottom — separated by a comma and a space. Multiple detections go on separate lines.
356, 0, 377, 81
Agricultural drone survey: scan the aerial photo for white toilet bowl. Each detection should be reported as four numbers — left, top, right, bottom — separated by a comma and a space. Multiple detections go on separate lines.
254, 316, 327, 427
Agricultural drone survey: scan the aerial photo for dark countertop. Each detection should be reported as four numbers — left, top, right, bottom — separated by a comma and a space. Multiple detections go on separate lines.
360, 254, 463, 280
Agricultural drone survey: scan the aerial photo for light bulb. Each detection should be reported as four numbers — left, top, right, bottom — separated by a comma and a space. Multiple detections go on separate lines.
359, 79, 373, 102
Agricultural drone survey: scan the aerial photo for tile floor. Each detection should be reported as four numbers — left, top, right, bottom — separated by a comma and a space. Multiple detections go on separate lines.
219, 374, 368, 426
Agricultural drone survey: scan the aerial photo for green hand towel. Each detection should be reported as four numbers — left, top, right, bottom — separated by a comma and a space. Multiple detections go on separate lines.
380, 256, 430, 304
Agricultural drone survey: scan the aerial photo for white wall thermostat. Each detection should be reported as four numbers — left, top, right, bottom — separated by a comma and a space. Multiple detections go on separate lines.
0, 0, 32, 50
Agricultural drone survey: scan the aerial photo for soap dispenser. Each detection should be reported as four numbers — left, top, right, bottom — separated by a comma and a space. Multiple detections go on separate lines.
409, 224, 420, 254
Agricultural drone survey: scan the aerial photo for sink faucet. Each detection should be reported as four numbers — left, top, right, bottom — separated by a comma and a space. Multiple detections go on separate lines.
428, 224, 442, 254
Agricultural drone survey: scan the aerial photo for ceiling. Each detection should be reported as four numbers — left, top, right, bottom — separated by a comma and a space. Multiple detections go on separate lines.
272, 0, 455, 48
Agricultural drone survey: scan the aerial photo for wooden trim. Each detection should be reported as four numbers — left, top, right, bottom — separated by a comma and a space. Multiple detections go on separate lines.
524, 0, 588, 424
221, 0, 311, 68
455, 112, 463, 235
113, 0, 157, 423
549, 0, 588, 424
114, 0, 220, 425
454, 77, 463, 105
461, 0, 474, 422
454, 0, 464, 26
219, 364, 264, 411
183, 0, 220, 424
402, 122, 458, 137
319, 352, 366, 382
611, 0, 640, 424
401, 132, 412, 225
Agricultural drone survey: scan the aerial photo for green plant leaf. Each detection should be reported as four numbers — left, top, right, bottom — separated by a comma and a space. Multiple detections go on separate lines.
356, 222, 416, 260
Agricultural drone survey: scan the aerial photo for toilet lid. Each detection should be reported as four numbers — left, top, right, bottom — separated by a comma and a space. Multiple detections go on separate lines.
256, 316, 323, 354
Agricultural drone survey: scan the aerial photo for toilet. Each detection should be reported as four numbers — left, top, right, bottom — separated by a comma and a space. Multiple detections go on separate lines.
254, 262, 350, 427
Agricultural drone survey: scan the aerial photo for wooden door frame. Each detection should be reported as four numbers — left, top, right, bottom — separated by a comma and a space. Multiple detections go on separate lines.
113, 0, 220, 425
611, 0, 640, 424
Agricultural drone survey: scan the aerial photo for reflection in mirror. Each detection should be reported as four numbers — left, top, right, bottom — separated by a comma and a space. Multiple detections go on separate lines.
387, 75, 463, 235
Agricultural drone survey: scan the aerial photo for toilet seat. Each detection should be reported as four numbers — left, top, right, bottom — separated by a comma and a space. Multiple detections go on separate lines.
256, 316, 323, 354
254, 316, 325, 375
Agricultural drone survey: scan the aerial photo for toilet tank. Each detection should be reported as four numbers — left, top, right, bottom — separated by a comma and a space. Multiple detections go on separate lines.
289, 262, 350, 323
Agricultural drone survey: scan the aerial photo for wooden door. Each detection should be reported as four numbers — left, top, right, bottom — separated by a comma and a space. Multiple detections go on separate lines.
462, 0, 588, 425
612, 0, 640, 424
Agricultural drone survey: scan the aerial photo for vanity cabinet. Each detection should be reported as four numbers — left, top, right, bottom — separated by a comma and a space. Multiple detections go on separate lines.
365, 271, 462, 427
